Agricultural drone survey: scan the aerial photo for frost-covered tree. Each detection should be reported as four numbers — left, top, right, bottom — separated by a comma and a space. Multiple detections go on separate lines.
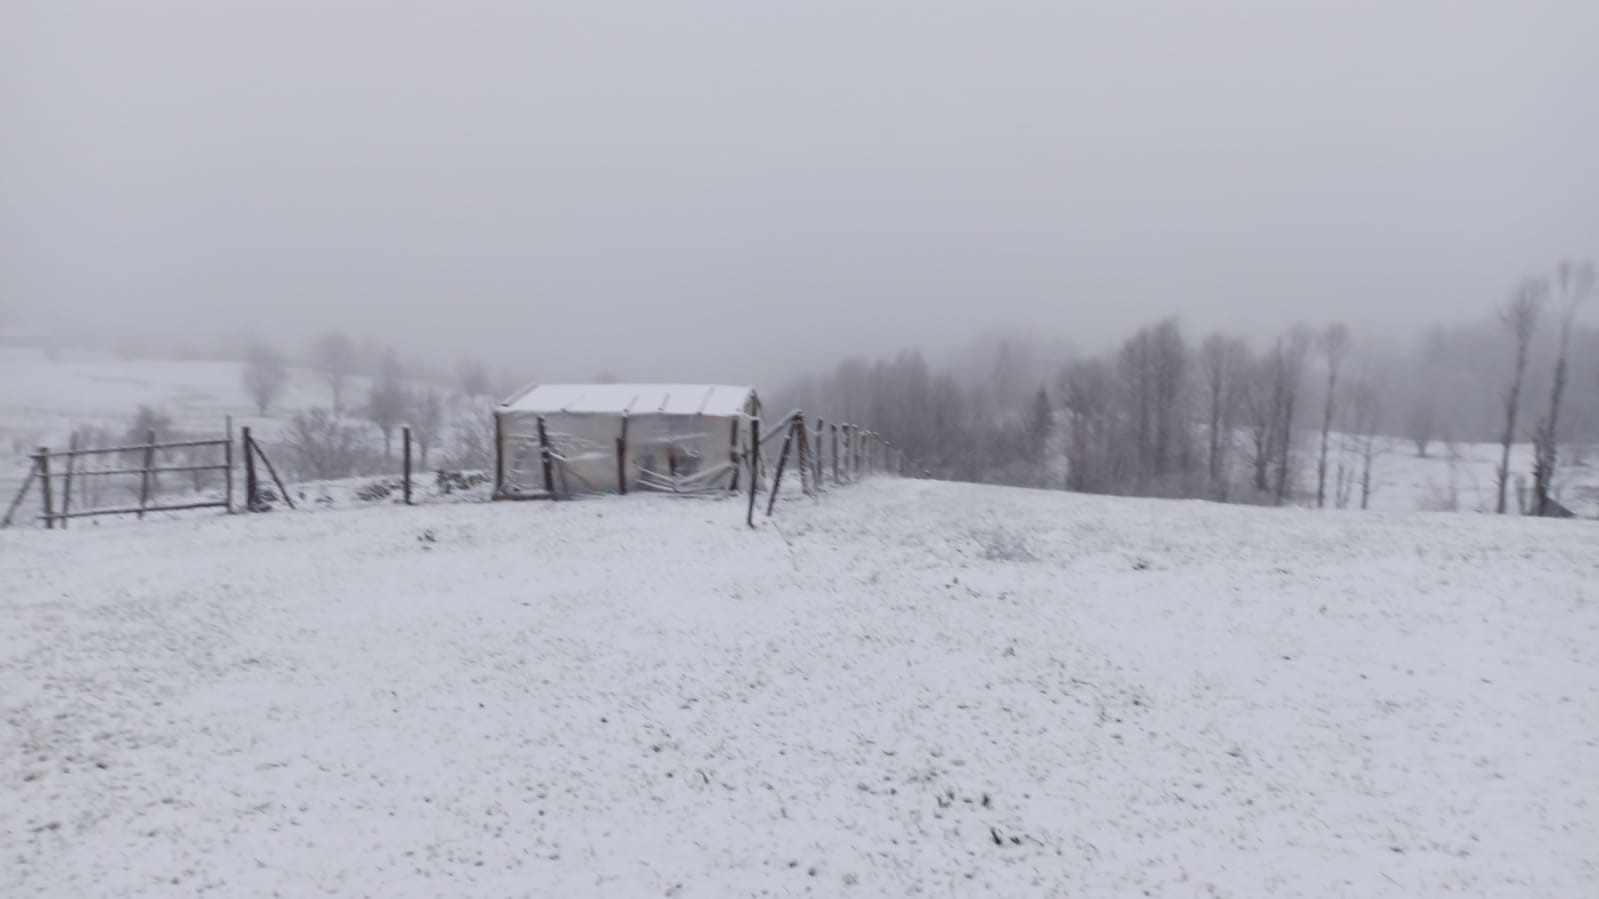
1495, 278, 1545, 514
241, 339, 288, 415
1531, 260, 1593, 516
284, 408, 368, 481
1315, 324, 1352, 508
410, 389, 445, 468
1200, 334, 1249, 496
365, 352, 411, 460
312, 331, 357, 415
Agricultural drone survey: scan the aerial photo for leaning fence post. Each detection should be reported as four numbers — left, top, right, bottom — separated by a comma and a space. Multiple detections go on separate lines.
766, 417, 797, 517
536, 415, 556, 499
137, 429, 155, 520
253, 435, 295, 510
38, 448, 54, 529
2, 458, 39, 529
746, 417, 760, 528
402, 425, 414, 505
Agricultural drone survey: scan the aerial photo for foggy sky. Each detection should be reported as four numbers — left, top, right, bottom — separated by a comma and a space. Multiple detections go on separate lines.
3, 1, 1596, 386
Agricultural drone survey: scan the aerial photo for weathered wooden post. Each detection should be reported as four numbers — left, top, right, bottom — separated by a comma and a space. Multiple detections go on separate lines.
242, 426, 258, 510
812, 417, 825, 488
746, 417, 760, 528
37, 447, 53, 530
727, 418, 741, 492
536, 415, 556, 499
617, 413, 630, 495
793, 415, 811, 498
137, 429, 155, 520
845, 425, 855, 482
223, 417, 234, 513
402, 425, 414, 505
493, 412, 505, 496
831, 424, 840, 484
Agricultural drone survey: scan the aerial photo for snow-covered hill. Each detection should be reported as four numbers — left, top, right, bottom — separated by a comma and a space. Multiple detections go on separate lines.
3, 479, 1594, 897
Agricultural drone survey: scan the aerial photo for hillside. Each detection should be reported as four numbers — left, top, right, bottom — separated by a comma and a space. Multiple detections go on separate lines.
3, 479, 1594, 897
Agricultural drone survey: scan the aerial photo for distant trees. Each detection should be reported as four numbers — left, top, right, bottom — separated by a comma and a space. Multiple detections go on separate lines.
1315, 324, 1352, 508
1200, 334, 1248, 498
1271, 328, 1311, 503
312, 331, 357, 415
242, 339, 288, 415
1531, 260, 1594, 515
284, 408, 367, 481
1495, 279, 1545, 514
411, 389, 445, 468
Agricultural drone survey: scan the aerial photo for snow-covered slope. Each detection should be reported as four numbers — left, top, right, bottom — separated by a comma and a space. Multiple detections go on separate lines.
3, 480, 1594, 897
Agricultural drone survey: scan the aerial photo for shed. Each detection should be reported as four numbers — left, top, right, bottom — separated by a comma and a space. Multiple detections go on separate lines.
494, 383, 761, 499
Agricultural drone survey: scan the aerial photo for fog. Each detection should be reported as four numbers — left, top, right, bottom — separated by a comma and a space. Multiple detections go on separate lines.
3, 1, 1597, 384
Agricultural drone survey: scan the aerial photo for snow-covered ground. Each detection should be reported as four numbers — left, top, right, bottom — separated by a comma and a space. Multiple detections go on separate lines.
3, 479, 1594, 897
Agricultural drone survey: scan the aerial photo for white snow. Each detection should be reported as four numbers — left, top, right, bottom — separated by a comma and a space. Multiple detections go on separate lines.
501, 384, 756, 417
2, 479, 1596, 897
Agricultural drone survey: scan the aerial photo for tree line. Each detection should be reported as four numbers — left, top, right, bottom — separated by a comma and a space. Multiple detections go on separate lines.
776, 259, 1597, 514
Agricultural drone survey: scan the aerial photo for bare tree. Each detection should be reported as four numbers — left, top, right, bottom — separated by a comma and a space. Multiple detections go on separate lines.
1315, 324, 1351, 508
312, 331, 357, 415
411, 389, 445, 469
1060, 358, 1115, 493
1405, 397, 1436, 458
365, 351, 411, 460
1531, 260, 1593, 515
1271, 327, 1311, 503
1345, 377, 1383, 510
1199, 334, 1248, 497
241, 339, 288, 415
284, 408, 368, 481
1494, 278, 1546, 514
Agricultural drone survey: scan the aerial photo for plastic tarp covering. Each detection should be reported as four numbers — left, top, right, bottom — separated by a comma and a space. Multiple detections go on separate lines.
495, 385, 757, 498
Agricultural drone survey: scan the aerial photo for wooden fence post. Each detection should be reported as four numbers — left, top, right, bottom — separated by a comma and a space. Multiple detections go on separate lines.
617, 413, 630, 495
831, 424, 839, 484
38, 447, 53, 529
493, 412, 505, 496
224, 417, 234, 513
61, 432, 77, 530
793, 415, 811, 498
137, 429, 155, 520
815, 418, 825, 487
727, 418, 740, 492
536, 415, 556, 499
746, 418, 760, 528
242, 426, 258, 510
402, 425, 413, 505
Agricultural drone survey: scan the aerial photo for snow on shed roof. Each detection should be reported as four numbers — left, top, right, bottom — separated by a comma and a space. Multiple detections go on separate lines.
500, 383, 755, 417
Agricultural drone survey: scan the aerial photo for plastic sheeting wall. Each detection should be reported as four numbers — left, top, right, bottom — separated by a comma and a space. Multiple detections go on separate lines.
496, 411, 748, 498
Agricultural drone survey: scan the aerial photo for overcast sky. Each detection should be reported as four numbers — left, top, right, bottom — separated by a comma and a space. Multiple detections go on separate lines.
3, 1, 1595, 385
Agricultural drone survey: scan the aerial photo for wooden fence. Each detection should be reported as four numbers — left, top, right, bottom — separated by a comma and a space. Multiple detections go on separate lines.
3, 427, 233, 529
746, 410, 903, 528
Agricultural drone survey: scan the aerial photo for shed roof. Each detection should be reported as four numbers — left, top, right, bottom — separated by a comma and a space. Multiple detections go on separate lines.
500, 383, 755, 417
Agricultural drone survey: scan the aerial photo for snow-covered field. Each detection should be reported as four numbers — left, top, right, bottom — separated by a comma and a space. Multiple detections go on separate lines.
3, 479, 1595, 897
